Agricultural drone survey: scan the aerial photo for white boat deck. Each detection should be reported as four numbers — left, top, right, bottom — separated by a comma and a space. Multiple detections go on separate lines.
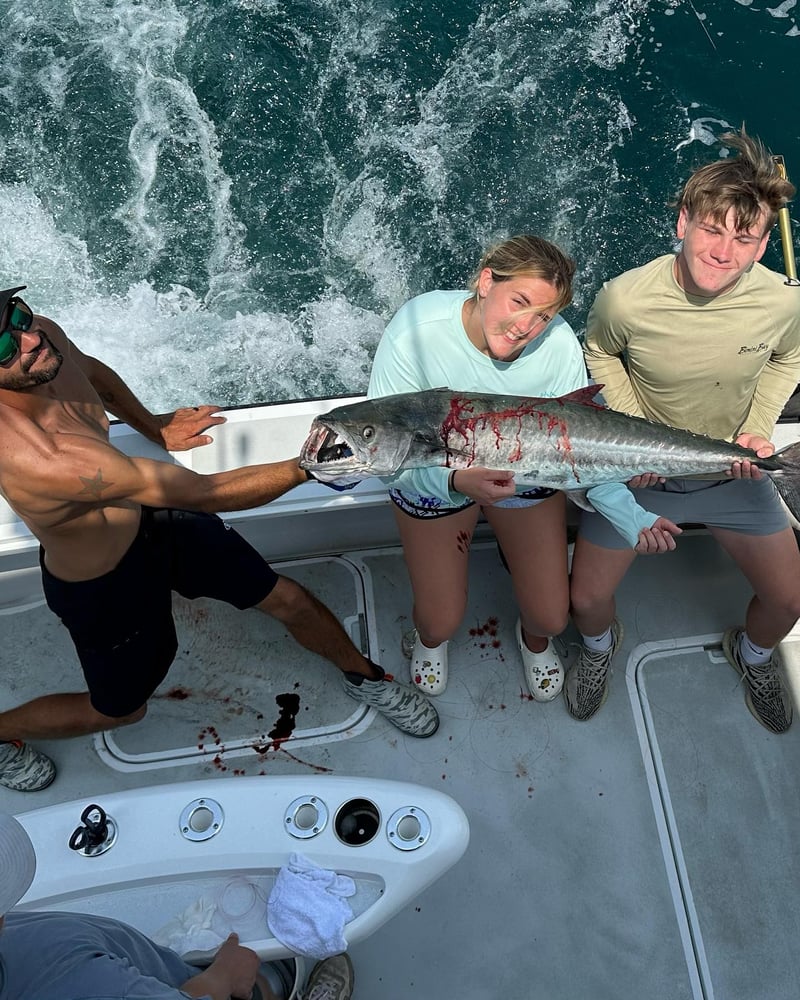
2, 405, 800, 999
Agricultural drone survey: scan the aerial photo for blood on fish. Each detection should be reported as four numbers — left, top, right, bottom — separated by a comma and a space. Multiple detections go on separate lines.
442, 395, 571, 470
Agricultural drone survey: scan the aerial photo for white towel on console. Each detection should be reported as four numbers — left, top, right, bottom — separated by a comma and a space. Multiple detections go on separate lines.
267, 852, 355, 960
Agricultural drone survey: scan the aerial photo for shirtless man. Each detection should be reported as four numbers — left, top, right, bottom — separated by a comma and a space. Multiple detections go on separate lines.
0, 288, 438, 791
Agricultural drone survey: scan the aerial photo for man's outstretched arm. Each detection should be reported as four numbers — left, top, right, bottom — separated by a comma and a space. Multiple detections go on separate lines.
73, 344, 227, 452
25, 433, 308, 514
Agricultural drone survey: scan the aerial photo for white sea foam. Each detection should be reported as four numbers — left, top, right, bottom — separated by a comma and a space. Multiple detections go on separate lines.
0, 185, 95, 304
766, 0, 797, 18
0, 181, 382, 408
324, 174, 410, 309
70, 0, 249, 295
1, 0, 794, 409
585, 0, 651, 69
310, 0, 651, 310
35, 57, 70, 110
675, 117, 733, 152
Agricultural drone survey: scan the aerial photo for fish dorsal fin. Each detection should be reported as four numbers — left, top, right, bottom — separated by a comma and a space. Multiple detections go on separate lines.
555, 385, 605, 408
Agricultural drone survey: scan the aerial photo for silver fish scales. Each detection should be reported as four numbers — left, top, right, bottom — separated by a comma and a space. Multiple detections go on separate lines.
299, 386, 800, 518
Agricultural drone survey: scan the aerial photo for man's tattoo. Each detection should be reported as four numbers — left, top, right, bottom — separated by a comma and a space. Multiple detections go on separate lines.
78, 468, 114, 499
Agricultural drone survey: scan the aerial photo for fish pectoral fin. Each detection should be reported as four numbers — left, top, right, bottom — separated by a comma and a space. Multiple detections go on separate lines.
415, 426, 449, 444
513, 471, 547, 489
566, 489, 596, 512
443, 445, 471, 460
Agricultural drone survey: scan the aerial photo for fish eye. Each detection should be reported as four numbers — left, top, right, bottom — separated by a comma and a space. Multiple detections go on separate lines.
362, 425, 375, 441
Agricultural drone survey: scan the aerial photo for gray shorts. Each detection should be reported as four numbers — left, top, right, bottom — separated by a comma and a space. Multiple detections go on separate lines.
578, 477, 789, 550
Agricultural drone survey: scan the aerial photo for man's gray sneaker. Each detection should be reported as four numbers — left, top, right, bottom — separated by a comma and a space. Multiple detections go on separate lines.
342, 664, 439, 738
565, 620, 624, 722
301, 953, 354, 1000
0, 740, 56, 791
722, 627, 793, 734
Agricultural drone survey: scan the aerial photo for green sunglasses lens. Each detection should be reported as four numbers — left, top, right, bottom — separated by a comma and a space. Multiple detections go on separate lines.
0, 331, 17, 363
0, 298, 33, 363
8, 302, 32, 331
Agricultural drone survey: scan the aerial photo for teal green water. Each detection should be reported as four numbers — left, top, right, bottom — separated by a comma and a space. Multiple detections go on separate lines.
0, 0, 797, 406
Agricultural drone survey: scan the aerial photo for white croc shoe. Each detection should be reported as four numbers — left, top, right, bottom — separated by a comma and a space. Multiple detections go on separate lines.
515, 618, 564, 702
410, 634, 449, 696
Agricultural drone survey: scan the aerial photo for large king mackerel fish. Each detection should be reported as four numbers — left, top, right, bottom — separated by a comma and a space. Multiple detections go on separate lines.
299, 387, 800, 519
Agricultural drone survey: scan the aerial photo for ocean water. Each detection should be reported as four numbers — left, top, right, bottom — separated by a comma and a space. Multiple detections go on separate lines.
0, 0, 797, 408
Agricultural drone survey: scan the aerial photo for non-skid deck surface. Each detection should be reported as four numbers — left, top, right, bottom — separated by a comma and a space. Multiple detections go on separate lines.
2, 534, 800, 999
98, 557, 372, 769
638, 641, 800, 1000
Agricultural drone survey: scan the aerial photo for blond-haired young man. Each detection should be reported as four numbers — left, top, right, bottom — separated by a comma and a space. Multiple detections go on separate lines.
567, 130, 800, 732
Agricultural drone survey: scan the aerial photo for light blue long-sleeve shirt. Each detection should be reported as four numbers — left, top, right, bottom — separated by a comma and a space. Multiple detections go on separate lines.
367, 290, 658, 546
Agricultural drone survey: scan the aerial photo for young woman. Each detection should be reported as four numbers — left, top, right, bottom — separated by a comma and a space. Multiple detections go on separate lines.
367, 235, 587, 699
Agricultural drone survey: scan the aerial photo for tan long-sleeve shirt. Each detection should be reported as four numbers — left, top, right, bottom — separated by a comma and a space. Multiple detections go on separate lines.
584, 254, 800, 442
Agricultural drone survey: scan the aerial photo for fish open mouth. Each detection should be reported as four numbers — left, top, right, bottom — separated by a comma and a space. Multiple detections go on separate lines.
300, 421, 357, 471
317, 428, 353, 463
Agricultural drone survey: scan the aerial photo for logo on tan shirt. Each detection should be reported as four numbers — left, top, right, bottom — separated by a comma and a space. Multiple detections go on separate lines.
737, 343, 769, 355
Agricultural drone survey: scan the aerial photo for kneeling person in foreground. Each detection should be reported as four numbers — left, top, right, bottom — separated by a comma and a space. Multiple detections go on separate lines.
0, 811, 354, 1000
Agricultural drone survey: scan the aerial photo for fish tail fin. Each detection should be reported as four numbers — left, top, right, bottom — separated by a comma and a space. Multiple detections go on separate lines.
773, 440, 800, 462
772, 441, 800, 523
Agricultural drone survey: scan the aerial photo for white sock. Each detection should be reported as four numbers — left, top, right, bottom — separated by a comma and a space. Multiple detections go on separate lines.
581, 628, 613, 653
739, 631, 773, 666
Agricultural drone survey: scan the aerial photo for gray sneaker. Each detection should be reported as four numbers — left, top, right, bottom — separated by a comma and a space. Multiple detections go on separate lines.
342, 664, 439, 738
301, 953, 354, 1000
0, 740, 56, 791
565, 620, 624, 722
722, 627, 793, 734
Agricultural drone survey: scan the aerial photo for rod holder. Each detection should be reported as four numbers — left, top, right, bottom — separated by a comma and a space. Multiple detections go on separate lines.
773, 156, 799, 286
